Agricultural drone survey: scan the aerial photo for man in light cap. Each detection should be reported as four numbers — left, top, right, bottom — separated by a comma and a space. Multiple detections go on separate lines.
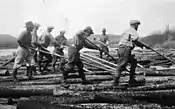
113, 20, 144, 86
52, 30, 67, 72
99, 28, 110, 60
12, 21, 34, 82
38, 26, 60, 74
61, 26, 99, 86
29, 23, 41, 75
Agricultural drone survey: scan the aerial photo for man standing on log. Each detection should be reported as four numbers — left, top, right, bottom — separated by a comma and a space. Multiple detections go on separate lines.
61, 26, 99, 85
38, 26, 59, 74
113, 20, 144, 86
52, 30, 67, 72
12, 21, 34, 82
30, 23, 41, 75
99, 28, 109, 60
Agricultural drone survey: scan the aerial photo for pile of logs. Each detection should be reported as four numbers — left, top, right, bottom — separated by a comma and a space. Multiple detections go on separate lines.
1, 47, 175, 108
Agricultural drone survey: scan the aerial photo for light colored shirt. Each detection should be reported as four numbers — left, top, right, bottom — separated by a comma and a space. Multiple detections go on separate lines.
39, 31, 56, 48
31, 29, 39, 46
119, 27, 139, 47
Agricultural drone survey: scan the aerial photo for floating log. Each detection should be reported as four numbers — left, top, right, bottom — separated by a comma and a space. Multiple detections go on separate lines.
0, 104, 16, 109
0, 86, 53, 98
17, 99, 86, 109
47, 89, 175, 105
129, 82, 175, 91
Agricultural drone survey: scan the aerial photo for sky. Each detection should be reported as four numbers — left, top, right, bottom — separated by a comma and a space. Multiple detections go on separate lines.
0, 0, 175, 38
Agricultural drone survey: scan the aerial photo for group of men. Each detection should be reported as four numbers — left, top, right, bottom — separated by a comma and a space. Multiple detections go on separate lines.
11, 21, 67, 82
12, 20, 145, 87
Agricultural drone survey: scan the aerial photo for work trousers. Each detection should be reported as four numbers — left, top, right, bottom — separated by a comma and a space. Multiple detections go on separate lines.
38, 47, 52, 72
52, 48, 64, 71
62, 46, 85, 80
115, 46, 137, 80
13, 46, 34, 69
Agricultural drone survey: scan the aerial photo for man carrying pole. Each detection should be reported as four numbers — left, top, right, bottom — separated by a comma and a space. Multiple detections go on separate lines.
38, 26, 60, 74
52, 30, 67, 72
113, 20, 144, 86
61, 26, 99, 85
11, 21, 34, 82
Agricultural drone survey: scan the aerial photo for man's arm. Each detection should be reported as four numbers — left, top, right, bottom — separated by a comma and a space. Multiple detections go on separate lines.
84, 39, 99, 50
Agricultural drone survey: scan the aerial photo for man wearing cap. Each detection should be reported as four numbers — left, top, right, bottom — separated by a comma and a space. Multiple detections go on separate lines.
38, 26, 59, 74
30, 23, 41, 75
99, 28, 110, 60
61, 26, 99, 85
113, 20, 144, 86
52, 30, 67, 72
12, 21, 34, 82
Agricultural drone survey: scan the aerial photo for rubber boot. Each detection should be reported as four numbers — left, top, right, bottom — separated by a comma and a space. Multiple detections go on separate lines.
12, 68, 19, 83
106, 56, 109, 61
78, 70, 90, 85
113, 76, 119, 86
32, 66, 37, 75
52, 64, 56, 73
27, 66, 33, 80
60, 70, 70, 88
38, 61, 43, 74
100, 51, 103, 59
129, 73, 141, 86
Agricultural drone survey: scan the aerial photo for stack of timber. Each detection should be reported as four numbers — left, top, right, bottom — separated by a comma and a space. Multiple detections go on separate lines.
1, 48, 175, 108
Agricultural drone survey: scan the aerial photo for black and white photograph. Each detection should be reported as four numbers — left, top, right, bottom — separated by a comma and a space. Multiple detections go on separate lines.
0, 0, 175, 108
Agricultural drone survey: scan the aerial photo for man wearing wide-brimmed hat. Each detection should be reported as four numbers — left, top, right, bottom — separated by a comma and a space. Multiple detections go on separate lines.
61, 26, 99, 86
12, 21, 34, 82
113, 20, 144, 86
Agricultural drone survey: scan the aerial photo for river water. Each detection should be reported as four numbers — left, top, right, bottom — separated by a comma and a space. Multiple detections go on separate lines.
0, 46, 98, 57
0, 47, 55, 57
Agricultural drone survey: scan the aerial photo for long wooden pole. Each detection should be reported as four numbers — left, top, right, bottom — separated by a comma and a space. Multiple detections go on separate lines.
81, 52, 117, 67
135, 40, 175, 64
85, 38, 117, 61
82, 60, 115, 73
30, 47, 94, 73
85, 38, 144, 68
81, 55, 116, 72
81, 53, 132, 72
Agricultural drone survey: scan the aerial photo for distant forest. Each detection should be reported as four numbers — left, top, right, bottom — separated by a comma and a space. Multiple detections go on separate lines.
140, 27, 175, 49
0, 34, 18, 49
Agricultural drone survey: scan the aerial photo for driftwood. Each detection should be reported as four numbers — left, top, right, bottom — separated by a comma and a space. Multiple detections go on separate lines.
81, 56, 116, 72
0, 86, 53, 98
17, 99, 87, 109
27, 89, 175, 105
